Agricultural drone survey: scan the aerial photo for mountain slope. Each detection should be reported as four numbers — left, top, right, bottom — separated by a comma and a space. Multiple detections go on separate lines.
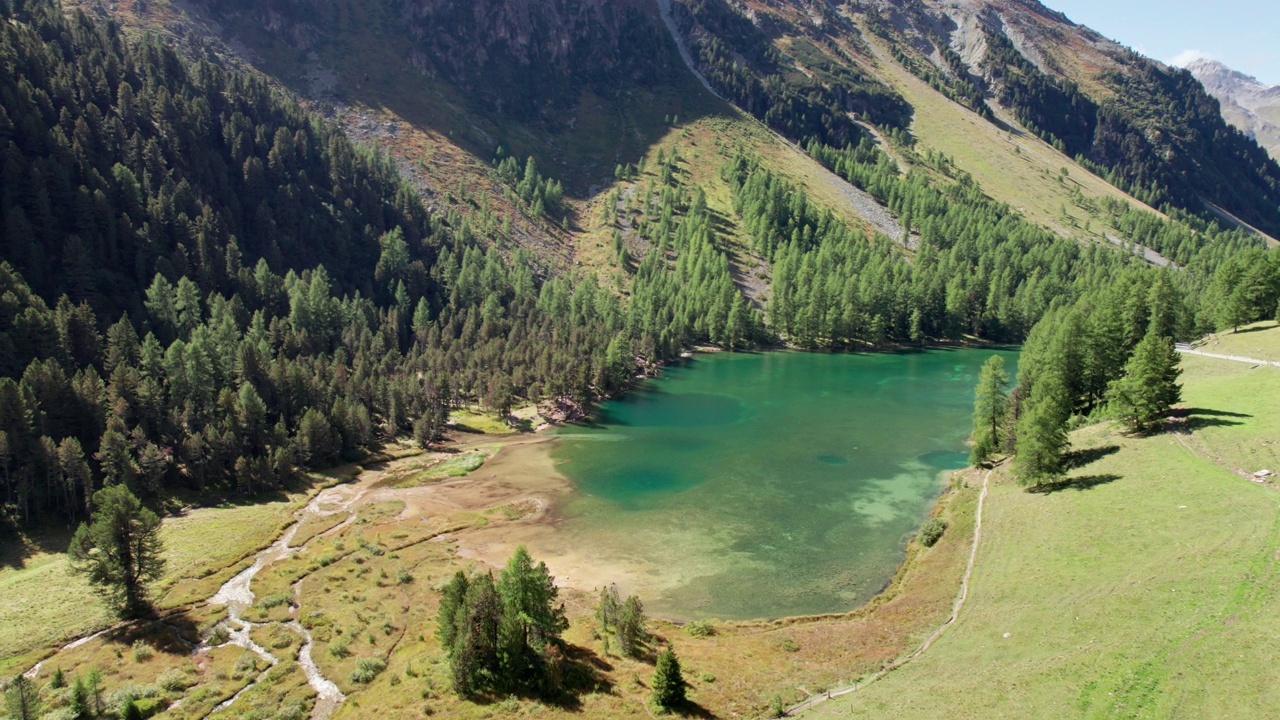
865, 0, 1280, 236
1188, 58, 1280, 162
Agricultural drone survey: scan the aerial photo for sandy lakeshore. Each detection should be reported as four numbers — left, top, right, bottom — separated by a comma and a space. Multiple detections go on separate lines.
350, 434, 682, 605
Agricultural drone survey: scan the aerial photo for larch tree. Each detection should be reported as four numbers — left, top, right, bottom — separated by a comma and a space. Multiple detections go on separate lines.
969, 355, 1010, 466
4, 675, 42, 720
1013, 369, 1071, 488
67, 484, 166, 618
1107, 331, 1183, 434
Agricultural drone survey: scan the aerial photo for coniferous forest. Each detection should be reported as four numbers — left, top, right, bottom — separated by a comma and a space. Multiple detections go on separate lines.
1, 0, 1279, 534
0, 3, 638, 525
5, 0, 1280, 717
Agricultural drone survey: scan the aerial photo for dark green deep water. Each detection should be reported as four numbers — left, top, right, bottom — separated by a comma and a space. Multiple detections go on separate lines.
552, 348, 1019, 621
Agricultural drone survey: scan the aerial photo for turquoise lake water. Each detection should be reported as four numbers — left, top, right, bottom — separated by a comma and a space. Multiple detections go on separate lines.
552, 348, 1019, 620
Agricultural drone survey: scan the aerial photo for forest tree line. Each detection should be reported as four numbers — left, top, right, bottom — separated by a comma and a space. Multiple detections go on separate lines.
2, 0, 1279, 533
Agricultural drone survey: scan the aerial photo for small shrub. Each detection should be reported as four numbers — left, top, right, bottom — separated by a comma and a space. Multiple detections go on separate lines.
206, 625, 230, 646
779, 637, 800, 653
329, 637, 351, 659
700, 672, 716, 683
769, 694, 786, 718
349, 657, 387, 684
918, 518, 949, 548
131, 640, 155, 663
684, 620, 715, 638
256, 593, 292, 610
269, 626, 296, 650
396, 567, 414, 585
107, 682, 161, 708
157, 668, 192, 692
234, 652, 259, 676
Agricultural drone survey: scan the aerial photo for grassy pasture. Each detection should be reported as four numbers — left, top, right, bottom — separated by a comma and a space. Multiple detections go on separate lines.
803, 326, 1280, 718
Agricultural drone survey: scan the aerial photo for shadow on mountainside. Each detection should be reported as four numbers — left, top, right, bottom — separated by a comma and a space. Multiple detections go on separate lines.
202, 0, 728, 195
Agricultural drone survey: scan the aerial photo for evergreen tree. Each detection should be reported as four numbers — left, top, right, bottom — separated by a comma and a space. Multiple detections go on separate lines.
615, 595, 647, 658
437, 571, 470, 654
4, 675, 42, 720
1013, 369, 1071, 488
595, 585, 621, 639
969, 355, 1010, 466
496, 545, 568, 689
67, 484, 166, 617
1107, 332, 1183, 434
451, 573, 502, 695
650, 646, 687, 712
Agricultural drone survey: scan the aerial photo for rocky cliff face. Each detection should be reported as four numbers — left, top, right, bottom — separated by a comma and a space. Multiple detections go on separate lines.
208, 0, 677, 120
1188, 58, 1280, 160
396, 0, 676, 117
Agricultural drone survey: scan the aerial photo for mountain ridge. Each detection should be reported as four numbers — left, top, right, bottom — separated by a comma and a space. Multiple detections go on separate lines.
1187, 57, 1280, 161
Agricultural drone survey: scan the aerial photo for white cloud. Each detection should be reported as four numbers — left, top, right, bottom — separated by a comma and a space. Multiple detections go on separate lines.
1170, 49, 1213, 67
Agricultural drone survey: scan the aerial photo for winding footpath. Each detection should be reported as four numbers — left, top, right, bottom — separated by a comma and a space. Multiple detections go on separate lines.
783, 469, 995, 717
1175, 343, 1280, 368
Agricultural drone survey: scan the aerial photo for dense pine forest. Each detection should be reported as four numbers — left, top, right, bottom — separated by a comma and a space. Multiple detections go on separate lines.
2, 0, 1279, 533
0, 4, 639, 526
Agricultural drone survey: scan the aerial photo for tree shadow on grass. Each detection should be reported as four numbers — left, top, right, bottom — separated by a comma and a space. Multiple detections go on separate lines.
1064, 445, 1121, 470
467, 643, 617, 711
1029, 474, 1123, 495
1169, 407, 1250, 432
672, 700, 715, 719
0, 521, 74, 571
1223, 323, 1279, 335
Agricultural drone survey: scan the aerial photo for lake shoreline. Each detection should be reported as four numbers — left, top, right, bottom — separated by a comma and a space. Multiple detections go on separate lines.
432, 347, 1016, 625
439, 432, 971, 628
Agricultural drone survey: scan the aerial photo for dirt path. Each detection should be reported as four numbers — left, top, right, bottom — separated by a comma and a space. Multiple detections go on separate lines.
783, 469, 994, 716
1176, 344, 1280, 368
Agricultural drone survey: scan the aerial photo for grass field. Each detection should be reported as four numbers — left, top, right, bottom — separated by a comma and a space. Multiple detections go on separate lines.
857, 30, 1159, 242
1192, 320, 1280, 363
11, 327, 1279, 716
0, 469, 351, 673
802, 325, 1280, 718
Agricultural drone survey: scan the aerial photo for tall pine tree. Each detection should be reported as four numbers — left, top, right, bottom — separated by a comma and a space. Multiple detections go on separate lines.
970, 355, 1010, 466
1013, 369, 1071, 488
1107, 331, 1182, 434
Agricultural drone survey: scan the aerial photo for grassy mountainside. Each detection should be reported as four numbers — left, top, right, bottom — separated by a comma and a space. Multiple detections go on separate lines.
802, 323, 1280, 718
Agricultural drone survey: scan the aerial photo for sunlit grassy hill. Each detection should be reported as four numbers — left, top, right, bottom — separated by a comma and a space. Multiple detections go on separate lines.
803, 323, 1280, 718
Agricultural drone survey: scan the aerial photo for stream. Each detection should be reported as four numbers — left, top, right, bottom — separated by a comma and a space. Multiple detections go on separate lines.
23, 479, 371, 719
202, 485, 365, 719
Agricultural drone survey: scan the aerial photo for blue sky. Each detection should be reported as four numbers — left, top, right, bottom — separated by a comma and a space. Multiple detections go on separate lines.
1046, 0, 1279, 85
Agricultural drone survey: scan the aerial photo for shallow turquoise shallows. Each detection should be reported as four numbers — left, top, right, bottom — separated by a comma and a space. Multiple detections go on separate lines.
552, 348, 1019, 621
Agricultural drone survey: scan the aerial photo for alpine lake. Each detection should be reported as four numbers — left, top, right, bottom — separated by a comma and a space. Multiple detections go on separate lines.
548, 348, 1019, 621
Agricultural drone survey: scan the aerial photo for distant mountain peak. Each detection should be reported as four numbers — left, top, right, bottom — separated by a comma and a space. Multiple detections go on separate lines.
1186, 58, 1273, 92
1187, 58, 1280, 161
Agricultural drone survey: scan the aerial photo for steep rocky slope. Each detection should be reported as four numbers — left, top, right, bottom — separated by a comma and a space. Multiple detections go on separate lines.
1189, 58, 1280, 161
65, 0, 1280, 260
